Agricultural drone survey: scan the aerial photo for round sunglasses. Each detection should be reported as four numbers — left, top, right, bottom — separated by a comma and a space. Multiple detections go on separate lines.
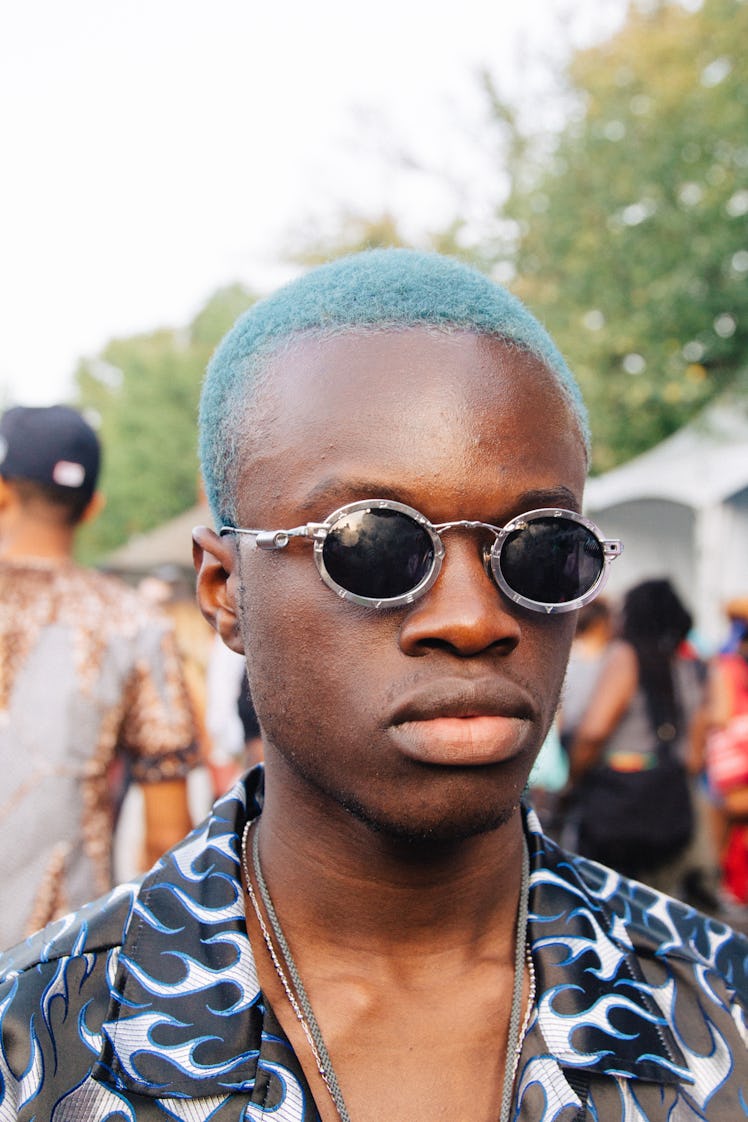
221, 499, 623, 614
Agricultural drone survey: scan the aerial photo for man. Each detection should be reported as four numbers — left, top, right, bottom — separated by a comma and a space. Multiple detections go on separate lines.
0, 404, 198, 948
0, 252, 745, 1120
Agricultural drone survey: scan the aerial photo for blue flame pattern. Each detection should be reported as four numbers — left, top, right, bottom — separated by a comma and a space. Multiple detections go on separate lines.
0, 768, 746, 1120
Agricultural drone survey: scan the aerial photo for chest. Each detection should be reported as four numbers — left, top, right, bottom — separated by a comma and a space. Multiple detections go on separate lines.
267, 959, 525, 1122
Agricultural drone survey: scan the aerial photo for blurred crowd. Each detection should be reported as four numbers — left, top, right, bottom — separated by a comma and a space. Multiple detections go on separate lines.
530, 584, 748, 927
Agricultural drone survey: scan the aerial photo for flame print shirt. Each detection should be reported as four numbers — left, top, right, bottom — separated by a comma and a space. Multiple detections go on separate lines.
0, 768, 746, 1121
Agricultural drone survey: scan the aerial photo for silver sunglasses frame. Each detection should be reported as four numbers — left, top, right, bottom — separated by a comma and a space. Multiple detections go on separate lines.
221, 498, 623, 614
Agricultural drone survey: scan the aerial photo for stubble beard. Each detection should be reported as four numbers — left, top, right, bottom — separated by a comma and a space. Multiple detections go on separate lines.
338, 783, 522, 848
237, 573, 532, 851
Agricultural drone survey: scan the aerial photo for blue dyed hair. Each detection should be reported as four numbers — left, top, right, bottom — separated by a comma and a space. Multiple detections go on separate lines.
199, 248, 589, 525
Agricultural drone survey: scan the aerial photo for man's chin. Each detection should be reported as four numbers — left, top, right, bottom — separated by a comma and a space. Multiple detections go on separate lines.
341, 792, 519, 849
268, 746, 528, 849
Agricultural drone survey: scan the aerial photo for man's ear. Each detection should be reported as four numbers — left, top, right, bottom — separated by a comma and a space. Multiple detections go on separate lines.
0, 476, 14, 511
192, 525, 245, 654
80, 491, 106, 524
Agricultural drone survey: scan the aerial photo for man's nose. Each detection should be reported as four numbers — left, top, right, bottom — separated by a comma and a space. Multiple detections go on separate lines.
397, 535, 521, 657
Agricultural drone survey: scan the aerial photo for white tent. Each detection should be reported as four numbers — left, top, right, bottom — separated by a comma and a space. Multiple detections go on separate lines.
584, 396, 748, 648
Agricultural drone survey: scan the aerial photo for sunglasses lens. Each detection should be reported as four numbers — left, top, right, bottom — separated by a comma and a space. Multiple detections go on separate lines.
499, 517, 604, 605
322, 507, 435, 600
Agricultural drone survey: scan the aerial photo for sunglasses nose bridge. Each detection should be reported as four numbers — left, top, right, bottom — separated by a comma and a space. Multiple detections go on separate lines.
432, 519, 502, 539
430, 521, 505, 593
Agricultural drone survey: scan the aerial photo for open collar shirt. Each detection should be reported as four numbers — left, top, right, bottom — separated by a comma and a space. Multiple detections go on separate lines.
0, 767, 746, 1121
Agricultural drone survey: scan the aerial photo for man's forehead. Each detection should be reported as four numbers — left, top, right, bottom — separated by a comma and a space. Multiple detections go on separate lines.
247, 328, 562, 429
234, 328, 587, 521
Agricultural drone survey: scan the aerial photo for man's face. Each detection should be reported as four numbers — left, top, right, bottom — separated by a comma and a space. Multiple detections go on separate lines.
228, 329, 586, 841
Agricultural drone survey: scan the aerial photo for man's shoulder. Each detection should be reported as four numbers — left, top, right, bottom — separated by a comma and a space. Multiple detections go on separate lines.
527, 826, 748, 1115
0, 559, 172, 639
0, 881, 144, 1117
0, 780, 253, 987
0, 790, 256, 1114
542, 834, 748, 997
0, 879, 139, 983
60, 564, 162, 620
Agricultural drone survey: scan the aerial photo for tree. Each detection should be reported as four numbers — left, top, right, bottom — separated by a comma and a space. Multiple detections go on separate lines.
75, 284, 255, 561
286, 207, 497, 272
490, 0, 748, 470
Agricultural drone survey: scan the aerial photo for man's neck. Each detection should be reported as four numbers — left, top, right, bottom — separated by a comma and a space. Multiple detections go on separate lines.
0, 521, 76, 562
245, 763, 530, 1122
254, 761, 525, 965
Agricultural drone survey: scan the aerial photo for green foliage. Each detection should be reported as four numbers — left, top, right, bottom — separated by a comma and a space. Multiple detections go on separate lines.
289, 211, 412, 265
190, 284, 257, 348
286, 210, 493, 271
75, 284, 255, 561
496, 0, 748, 471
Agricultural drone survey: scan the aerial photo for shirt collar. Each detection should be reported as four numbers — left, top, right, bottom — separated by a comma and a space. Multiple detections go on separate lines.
93, 772, 693, 1099
523, 807, 691, 1085
94, 772, 264, 1097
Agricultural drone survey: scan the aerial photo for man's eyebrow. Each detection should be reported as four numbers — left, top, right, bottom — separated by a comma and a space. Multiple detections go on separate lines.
298, 481, 582, 519
511, 487, 581, 513
299, 479, 405, 513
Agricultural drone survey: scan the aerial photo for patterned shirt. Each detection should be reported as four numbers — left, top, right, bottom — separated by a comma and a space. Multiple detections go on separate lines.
0, 559, 199, 948
0, 769, 746, 1121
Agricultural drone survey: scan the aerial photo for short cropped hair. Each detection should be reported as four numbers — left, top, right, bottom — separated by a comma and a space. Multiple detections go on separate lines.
5, 477, 92, 527
199, 248, 589, 525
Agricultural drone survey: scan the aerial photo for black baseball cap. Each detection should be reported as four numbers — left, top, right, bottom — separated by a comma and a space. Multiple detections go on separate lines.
0, 405, 101, 503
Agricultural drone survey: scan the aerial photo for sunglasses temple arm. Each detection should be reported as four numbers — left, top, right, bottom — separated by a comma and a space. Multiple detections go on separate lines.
225, 524, 321, 550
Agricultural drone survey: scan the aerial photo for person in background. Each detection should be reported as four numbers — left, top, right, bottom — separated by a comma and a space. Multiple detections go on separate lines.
112, 565, 218, 882
558, 597, 613, 754
0, 405, 199, 949
526, 719, 568, 839
237, 666, 264, 767
138, 564, 216, 761
551, 598, 614, 849
0, 255, 745, 1119
569, 579, 705, 896
205, 634, 264, 795
705, 614, 748, 911
721, 597, 748, 653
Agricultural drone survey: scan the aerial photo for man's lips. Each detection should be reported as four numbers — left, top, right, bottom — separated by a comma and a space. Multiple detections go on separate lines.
388, 683, 533, 767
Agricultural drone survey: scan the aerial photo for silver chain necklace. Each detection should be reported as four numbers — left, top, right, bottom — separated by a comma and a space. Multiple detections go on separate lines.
241, 819, 534, 1122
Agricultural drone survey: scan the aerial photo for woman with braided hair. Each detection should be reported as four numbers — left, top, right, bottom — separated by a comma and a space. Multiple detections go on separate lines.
569, 579, 706, 894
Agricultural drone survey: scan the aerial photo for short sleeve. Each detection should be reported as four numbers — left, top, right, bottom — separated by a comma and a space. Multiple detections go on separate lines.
117, 616, 200, 783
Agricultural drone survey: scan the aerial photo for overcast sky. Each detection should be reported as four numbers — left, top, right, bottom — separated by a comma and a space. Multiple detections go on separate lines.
1, 0, 629, 406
